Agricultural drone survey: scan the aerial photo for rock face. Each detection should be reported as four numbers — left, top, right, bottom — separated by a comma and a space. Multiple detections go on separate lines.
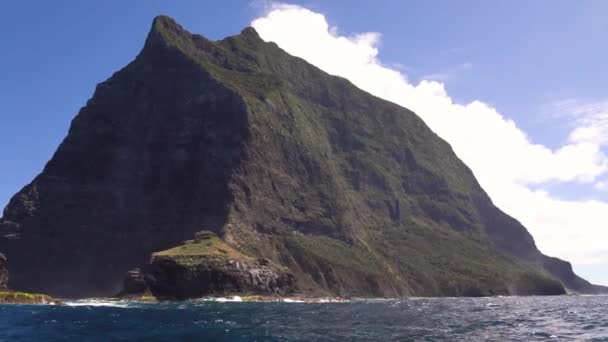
542, 256, 608, 294
0, 15, 604, 298
120, 268, 148, 296
147, 255, 296, 300
0, 253, 8, 290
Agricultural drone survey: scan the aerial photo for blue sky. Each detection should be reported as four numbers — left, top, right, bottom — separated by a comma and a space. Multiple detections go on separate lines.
1, 1, 607, 284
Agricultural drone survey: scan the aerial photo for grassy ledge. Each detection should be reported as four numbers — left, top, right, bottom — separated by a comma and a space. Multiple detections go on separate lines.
151, 231, 254, 267
154, 233, 243, 257
0, 291, 63, 305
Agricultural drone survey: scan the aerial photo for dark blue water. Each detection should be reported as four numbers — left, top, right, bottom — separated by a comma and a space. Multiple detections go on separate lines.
1, 296, 607, 341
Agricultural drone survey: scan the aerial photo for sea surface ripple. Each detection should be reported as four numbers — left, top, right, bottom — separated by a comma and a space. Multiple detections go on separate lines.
1, 295, 607, 341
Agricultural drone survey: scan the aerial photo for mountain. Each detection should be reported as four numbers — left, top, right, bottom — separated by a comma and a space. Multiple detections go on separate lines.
0, 16, 603, 298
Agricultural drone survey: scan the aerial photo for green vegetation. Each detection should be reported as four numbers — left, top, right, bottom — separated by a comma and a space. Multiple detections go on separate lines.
0, 291, 60, 305
154, 232, 245, 259
129, 295, 158, 302
151, 231, 257, 269
144, 17, 570, 296
241, 295, 265, 302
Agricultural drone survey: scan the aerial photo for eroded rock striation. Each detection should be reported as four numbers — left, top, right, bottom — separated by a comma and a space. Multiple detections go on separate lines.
147, 255, 296, 300
0, 253, 8, 290
0, 15, 604, 298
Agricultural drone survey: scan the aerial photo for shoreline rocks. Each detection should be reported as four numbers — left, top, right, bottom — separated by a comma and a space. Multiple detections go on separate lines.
120, 268, 149, 296
0, 253, 63, 305
0, 291, 63, 305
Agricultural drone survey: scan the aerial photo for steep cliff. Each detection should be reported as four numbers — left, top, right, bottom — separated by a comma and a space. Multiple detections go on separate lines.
0, 16, 602, 298
542, 256, 608, 294
0, 253, 8, 290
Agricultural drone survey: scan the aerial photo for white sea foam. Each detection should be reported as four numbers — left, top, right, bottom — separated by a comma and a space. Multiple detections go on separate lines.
282, 298, 304, 303
64, 300, 131, 308
200, 296, 243, 302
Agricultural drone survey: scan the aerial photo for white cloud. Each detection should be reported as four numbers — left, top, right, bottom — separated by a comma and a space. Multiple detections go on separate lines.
551, 99, 608, 145
594, 179, 608, 192
421, 62, 473, 82
251, 3, 608, 284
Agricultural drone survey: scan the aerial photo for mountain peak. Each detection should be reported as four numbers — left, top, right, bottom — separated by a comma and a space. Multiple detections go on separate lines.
240, 26, 260, 39
142, 15, 192, 53
151, 15, 182, 33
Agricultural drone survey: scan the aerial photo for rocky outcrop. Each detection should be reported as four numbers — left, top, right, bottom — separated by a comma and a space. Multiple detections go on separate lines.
0, 253, 8, 290
142, 232, 296, 299
120, 268, 148, 296
147, 255, 296, 300
0, 15, 602, 298
542, 256, 608, 294
118, 232, 297, 300
0, 291, 63, 305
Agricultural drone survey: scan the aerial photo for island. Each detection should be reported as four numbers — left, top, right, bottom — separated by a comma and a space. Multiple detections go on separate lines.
0, 15, 605, 301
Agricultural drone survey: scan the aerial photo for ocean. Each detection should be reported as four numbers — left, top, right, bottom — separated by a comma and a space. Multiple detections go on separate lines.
1, 295, 606, 341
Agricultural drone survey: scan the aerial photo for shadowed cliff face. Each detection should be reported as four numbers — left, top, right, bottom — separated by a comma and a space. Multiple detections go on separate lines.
0, 19, 250, 297
0, 16, 602, 298
542, 256, 608, 294
0, 253, 8, 290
